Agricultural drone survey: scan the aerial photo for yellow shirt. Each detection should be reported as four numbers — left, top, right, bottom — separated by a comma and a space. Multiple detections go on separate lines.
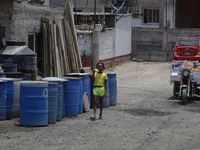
94, 72, 108, 87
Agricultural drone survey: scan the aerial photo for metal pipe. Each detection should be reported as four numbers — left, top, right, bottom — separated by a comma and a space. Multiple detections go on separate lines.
94, 0, 96, 29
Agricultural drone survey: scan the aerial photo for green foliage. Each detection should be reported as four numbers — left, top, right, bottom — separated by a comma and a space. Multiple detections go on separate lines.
81, 50, 87, 57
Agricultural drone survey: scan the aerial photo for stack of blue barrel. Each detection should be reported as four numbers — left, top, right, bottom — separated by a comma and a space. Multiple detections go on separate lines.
0, 72, 117, 126
20, 78, 68, 126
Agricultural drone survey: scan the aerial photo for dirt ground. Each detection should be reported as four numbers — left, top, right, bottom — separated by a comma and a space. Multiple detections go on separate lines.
1, 61, 200, 150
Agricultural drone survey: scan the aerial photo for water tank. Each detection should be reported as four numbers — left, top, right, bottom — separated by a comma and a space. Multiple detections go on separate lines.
0, 40, 37, 79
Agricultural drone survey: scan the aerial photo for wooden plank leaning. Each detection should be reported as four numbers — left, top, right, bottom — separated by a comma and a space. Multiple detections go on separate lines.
65, 1, 82, 69
55, 18, 64, 76
63, 20, 77, 73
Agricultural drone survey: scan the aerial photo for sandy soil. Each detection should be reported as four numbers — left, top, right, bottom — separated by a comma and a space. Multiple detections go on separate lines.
1, 61, 200, 150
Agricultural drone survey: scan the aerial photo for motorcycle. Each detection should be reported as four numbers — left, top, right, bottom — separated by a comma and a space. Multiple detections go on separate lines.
170, 59, 200, 105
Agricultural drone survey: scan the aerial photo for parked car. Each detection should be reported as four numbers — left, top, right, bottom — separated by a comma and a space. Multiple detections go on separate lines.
171, 38, 200, 61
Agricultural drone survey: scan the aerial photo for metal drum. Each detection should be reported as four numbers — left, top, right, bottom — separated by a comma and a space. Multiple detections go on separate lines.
0, 80, 7, 120
107, 73, 117, 105
48, 82, 58, 124
63, 77, 80, 117
20, 81, 48, 126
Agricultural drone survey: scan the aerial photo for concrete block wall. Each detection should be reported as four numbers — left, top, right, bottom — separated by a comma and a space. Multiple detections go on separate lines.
132, 28, 200, 61
77, 32, 92, 57
99, 29, 114, 60
0, 0, 14, 40
12, 2, 65, 44
78, 28, 131, 68
132, 28, 166, 61
77, 29, 114, 59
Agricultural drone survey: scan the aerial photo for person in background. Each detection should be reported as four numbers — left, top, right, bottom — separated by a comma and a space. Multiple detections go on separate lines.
90, 62, 107, 121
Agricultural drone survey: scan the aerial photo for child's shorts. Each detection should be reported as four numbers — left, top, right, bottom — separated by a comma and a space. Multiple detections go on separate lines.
93, 87, 105, 97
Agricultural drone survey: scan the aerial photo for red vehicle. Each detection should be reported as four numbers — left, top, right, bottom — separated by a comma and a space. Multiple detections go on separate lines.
171, 38, 200, 61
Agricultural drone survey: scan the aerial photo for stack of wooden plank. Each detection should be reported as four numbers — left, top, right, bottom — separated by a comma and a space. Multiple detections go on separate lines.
41, 0, 82, 77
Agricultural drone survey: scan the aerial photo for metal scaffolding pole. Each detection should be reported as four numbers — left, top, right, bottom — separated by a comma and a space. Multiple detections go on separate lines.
94, 0, 96, 29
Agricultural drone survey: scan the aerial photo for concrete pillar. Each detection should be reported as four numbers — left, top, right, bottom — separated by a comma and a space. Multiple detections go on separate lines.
159, 0, 165, 28
92, 30, 100, 70
44, 0, 49, 5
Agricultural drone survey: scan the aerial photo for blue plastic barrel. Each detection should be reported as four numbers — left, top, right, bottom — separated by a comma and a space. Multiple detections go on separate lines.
42, 77, 67, 120
79, 78, 83, 114
5, 73, 31, 81
107, 73, 117, 105
20, 81, 48, 126
0, 73, 6, 78
63, 77, 80, 117
12, 79, 22, 118
82, 74, 91, 104
48, 82, 58, 124
0, 80, 7, 120
4, 79, 14, 120
0, 64, 17, 72
65, 74, 90, 114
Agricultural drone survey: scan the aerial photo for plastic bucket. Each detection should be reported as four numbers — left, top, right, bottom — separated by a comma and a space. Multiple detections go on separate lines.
20, 81, 48, 126
63, 77, 80, 117
0, 80, 7, 120
48, 82, 58, 124
107, 73, 117, 105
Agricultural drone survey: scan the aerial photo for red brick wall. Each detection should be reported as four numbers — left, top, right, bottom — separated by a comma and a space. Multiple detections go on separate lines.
99, 53, 131, 68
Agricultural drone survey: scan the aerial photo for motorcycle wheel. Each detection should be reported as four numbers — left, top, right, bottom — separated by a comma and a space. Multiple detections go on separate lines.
181, 88, 187, 105
173, 82, 179, 98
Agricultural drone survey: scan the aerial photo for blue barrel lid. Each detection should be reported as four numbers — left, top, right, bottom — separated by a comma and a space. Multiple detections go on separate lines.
0, 78, 14, 81
65, 73, 90, 77
41, 77, 68, 82
0, 80, 6, 83
20, 81, 48, 87
62, 77, 81, 80
107, 73, 117, 75
0, 78, 22, 81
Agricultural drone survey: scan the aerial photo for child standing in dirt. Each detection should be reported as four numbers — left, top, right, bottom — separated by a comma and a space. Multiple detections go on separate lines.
90, 62, 108, 121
